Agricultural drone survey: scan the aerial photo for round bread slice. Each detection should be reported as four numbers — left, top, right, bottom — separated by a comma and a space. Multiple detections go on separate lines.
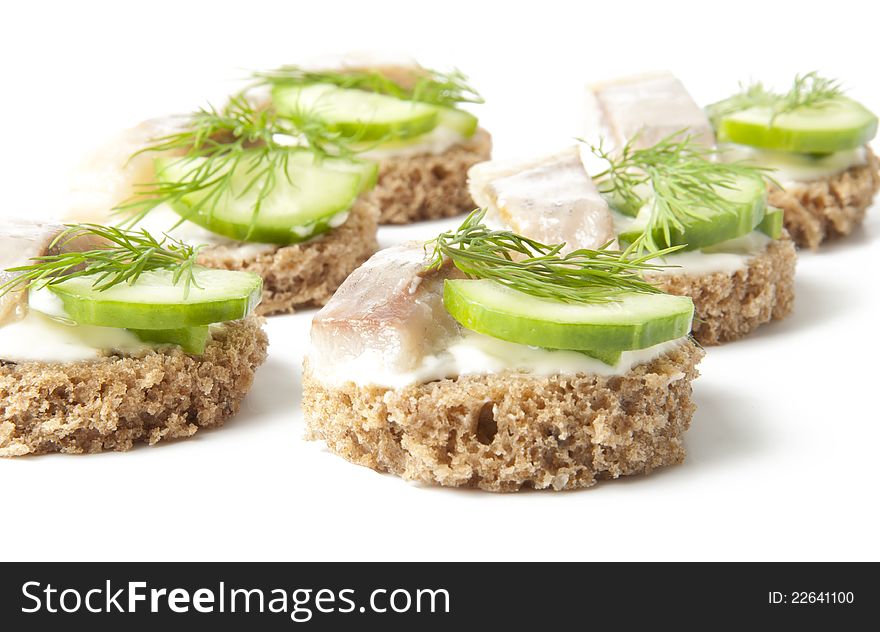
768, 146, 879, 249
646, 235, 797, 346
369, 129, 492, 224
0, 316, 267, 456
196, 197, 379, 316
303, 339, 704, 492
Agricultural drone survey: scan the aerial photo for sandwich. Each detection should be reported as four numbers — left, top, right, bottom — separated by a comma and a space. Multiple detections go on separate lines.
303, 211, 702, 491
255, 53, 492, 224
67, 94, 381, 316
707, 72, 879, 248
0, 220, 267, 456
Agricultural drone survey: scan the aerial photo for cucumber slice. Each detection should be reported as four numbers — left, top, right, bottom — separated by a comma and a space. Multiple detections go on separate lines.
45, 268, 262, 330
436, 107, 478, 137
129, 326, 210, 354
619, 174, 768, 250
714, 97, 878, 154
757, 207, 784, 239
444, 280, 693, 352
282, 150, 378, 192
580, 348, 622, 366
156, 152, 362, 244
272, 83, 438, 141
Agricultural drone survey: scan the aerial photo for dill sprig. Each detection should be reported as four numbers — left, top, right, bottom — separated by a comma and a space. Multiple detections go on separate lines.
589, 132, 772, 253
705, 81, 775, 128
0, 224, 202, 298
773, 72, 844, 120
116, 93, 360, 235
254, 65, 484, 107
707, 72, 845, 127
425, 209, 676, 304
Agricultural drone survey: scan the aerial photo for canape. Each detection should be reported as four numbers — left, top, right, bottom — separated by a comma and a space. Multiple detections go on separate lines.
707, 72, 879, 248
256, 53, 492, 224
303, 211, 703, 492
0, 221, 267, 456
68, 96, 381, 316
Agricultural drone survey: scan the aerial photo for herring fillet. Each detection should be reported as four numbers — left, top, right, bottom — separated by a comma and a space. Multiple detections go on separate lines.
66, 116, 187, 223
468, 148, 615, 253
310, 243, 462, 376
589, 73, 715, 149
0, 220, 106, 325
300, 51, 423, 89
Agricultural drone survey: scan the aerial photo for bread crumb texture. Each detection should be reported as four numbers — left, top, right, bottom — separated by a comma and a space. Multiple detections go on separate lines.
0, 316, 267, 456
303, 340, 704, 492
370, 129, 492, 224
648, 234, 797, 346
769, 146, 879, 249
197, 197, 379, 316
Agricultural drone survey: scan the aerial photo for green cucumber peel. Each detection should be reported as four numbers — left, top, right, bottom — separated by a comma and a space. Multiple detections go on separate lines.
578, 348, 623, 366
129, 326, 210, 355
756, 207, 784, 239
443, 279, 693, 353
47, 267, 262, 330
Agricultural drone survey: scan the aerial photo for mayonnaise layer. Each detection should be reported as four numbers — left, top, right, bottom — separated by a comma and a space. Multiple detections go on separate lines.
720, 144, 866, 183
651, 231, 772, 276
0, 288, 227, 363
308, 330, 689, 389
0, 309, 148, 363
361, 125, 466, 159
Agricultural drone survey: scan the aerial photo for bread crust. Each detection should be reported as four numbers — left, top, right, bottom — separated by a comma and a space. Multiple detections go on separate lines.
646, 235, 796, 346
197, 197, 379, 316
0, 316, 267, 456
370, 129, 492, 224
303, 340, 704, 492
768, 146, 879, 249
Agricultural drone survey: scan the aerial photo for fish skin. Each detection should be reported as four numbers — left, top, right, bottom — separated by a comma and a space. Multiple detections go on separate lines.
468, 147, 615, 253
310, 243, 462, 375
589, 72, 716, 150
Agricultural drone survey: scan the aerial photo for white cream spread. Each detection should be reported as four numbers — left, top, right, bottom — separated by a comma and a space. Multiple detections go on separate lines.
26, 287, 71, 321
0, 309, 147, 363
309, 330, 688, 389
0, 288, 227, 363
652, 231, 771, 276
361, 125, 466, 159
720, 144, 866, 183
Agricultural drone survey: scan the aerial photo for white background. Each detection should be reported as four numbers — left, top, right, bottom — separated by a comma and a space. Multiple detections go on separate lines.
1, 0, 878, 561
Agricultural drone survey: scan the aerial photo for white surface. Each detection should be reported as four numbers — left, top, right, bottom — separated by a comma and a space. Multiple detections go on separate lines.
1, 0, 878, 562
